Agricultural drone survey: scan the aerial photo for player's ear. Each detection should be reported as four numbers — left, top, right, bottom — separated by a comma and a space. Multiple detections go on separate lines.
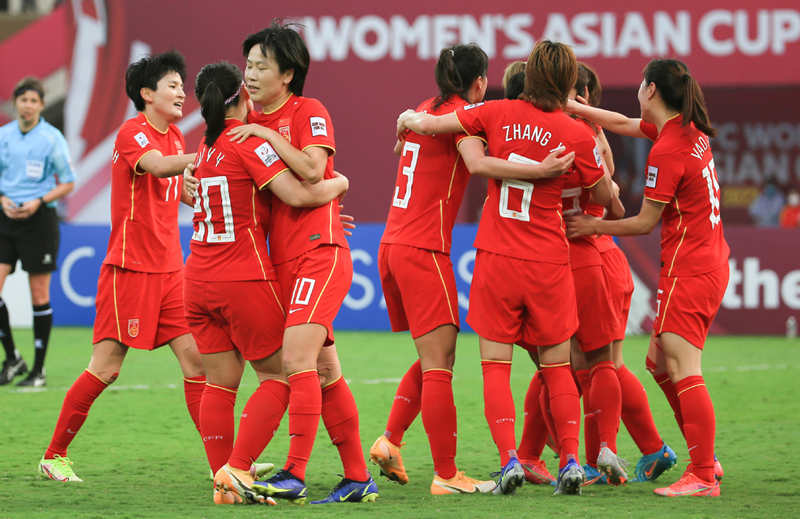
282, 68, 294, 88
140, 87, 154, 105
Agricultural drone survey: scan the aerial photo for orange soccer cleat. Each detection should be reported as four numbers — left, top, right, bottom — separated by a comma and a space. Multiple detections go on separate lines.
654, 472, 720, 497
430, 471, 497, 495
369, 435, 409, 485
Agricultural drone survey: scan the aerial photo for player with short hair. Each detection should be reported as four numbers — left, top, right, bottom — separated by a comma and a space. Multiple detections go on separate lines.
38, 51, 203, 483
567, 59, 729, 497
226, 23, 377, 504
398, 40, 619, 496
0, 76, 75, 387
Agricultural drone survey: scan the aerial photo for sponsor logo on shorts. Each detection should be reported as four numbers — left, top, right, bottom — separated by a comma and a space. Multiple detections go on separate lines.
646, 166, 659, 188
254, 142, 280, 167
310, 116, 328, 136
128, 318, 140, 338
134, 132, 149, 148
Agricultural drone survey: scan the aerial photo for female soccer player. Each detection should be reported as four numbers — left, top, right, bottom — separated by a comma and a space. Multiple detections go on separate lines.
398, 40, 619, 496
226, 23, 376, 504
183, 61, 349, 505
39, 51, 203, 482
566, 59, 729, 497
370, 45, 573, 496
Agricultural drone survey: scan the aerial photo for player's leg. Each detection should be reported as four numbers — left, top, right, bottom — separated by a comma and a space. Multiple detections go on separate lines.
199, 349, 244, 474
517, 348, 556, 485
39, 339, 128, 481
169, 333, 206, 433
18, 271, 53, 386
0, 262, 26, 385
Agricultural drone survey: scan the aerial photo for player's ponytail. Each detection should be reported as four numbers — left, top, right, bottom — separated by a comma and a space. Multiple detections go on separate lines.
643, 59, 716, 138
433, 44, 488, 110
195, 62, 243, 146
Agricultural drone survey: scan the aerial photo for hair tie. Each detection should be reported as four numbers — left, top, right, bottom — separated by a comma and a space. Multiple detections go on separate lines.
224, 81, 244, 105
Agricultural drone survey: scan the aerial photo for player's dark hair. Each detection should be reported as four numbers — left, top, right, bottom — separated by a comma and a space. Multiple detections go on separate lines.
643, 59, 716, 138
432, 44, 488, 111
504, 72, 525, 100
243, 21, 309, 96
575, 62, 601, 107
195, 62, 242, 146
521, 40, 577, 112
13, 76, 45, 102
125, 50, 186, 112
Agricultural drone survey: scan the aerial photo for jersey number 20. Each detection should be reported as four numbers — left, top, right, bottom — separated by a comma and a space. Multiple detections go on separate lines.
191, 176, 235, 243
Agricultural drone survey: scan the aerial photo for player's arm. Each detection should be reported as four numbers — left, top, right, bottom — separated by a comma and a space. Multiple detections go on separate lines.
180, 165, 199, 207
266, 170, 348, 208
137, 151, 197, 178
567, 197, 664, 238
397, 109, 462, 136
565, 99, 646, 139
596, 129, 615, 175
457, 138, 574, 180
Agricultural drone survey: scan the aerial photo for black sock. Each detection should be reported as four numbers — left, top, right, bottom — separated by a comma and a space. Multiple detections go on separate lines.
0, 298, 17, 360
32, 302, 53, 374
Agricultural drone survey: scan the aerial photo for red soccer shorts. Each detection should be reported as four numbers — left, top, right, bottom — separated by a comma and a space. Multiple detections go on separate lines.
653, 263, 729, 350
378, 243, 459, 339
600, 246, 634, 341
467, 250, 578, 346
183, 278, 285, 360
572, 264, 616, 352
93, 264, 189, 350
275, 245, 352, 345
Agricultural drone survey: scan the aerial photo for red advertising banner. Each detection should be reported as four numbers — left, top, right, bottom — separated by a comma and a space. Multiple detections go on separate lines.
618, 227, 800, 336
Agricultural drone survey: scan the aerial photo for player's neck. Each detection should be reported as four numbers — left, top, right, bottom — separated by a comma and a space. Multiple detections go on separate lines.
652, 107, 680, 134
143, 108, 172, 133
261, 92, 292, 115
17, 116, 40, 134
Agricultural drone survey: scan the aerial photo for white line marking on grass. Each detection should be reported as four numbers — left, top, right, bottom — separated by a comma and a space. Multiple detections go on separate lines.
362, 378, 403, 385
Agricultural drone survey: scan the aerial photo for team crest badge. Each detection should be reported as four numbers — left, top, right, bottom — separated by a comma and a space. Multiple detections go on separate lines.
128, 318, 140, 338
278, 118, 291, 141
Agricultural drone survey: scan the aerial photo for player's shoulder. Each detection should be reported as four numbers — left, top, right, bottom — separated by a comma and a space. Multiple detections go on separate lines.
295, 95, 329, 114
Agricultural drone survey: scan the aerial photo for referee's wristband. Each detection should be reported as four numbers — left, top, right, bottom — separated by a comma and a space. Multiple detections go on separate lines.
39, 196, 47, 205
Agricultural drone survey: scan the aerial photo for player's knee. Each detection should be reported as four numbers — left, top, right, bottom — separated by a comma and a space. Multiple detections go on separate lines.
645, 356, 657, 374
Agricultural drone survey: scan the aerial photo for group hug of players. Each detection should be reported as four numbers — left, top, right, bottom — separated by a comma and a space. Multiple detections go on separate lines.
35, 21, 729, 503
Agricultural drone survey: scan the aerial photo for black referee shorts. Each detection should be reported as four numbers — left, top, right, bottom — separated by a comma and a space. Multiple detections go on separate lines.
0, 205, 60, 274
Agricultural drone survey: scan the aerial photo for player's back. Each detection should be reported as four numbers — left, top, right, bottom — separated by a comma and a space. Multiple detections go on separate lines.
382, 96, 471, 254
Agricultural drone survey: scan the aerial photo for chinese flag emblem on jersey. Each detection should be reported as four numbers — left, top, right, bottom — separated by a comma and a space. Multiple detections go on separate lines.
127, 318, 140, 338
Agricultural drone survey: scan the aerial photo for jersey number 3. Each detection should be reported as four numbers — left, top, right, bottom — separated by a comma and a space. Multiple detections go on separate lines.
392, 141, 420, 209
191, 176, 235, 243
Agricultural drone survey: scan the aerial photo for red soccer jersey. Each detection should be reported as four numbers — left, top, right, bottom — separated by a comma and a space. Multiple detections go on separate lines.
456, 99, 605, 263
104, 113, 185, 273
381, 96, 471, 253
185, 120, 289, 282
641, 117, 730, 276
248, 95, 348, 264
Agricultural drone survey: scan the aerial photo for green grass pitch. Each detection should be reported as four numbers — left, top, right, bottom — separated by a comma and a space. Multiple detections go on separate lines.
1, 329, 798, 517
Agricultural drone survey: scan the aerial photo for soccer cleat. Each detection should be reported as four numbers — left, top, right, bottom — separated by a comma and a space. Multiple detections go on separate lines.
0, 356, 28, 385
213, 464, 274, 505
553, 459, 585, 495
369, 435, 408, 485
491, 457, 525, 495
251, 462, 275, 480
634, 443, 677, 482
596, 446, 628, 485
253, 469, 309, 504
581, 464, 607, 486
654, 472, 720, 497
39, 456, 83, 482
311, 475, 379, 503
714, 455, 724, 481
519, 457, 556, 485
17, 369, 46, 387
430, 471, 497, 495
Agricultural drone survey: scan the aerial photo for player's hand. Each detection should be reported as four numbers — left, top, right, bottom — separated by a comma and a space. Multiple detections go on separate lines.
566, 214, 599, 239
227, 123, 271, 144
396, 109, 417, 138
565, 98, 588, 114
339, 205, 355, 236
12, 198, 41, 219
332, 170, 349, 196
1, 196, 20, 219
182, 165, 199, 199
540, 147, 575, 178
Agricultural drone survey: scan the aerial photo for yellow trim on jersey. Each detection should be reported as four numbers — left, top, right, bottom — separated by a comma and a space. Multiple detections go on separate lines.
456, 134, 488, 147
677, 382, 705, 397
251, 185, 257, 227
439, 201, 445, 252
144, 114, 169, 134
422, 368, 454, 375
130, 174, 136, 220
667, 198, 685, 277
262, 93, 293, 115
308, 246, 339, 323
268, 280, 286, 317
206, 383, 238, 394
258, 169, 289, 190
454, 111, 476, 137
328, 201, 334, 243
121, 220, 127, 268
584, 175, 603, 190
480, 359, 512, 364
446, 155, 459, 199
133, 149, 159, 175
112, 266, 121, 341
431, 252, 456, 324
644, 195, 670, 205
658, 278, 679, 334
302, 143, 336, 157
322, 375, 343, 389
247, 228, 268, 280
540, 361, 572, 368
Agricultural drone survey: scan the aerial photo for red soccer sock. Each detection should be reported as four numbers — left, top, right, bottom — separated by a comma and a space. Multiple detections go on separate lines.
651, 367, 685, 437
229, 379, 290, 472
540, 363, 581, 468
45, 370, 108, 458
285, 370, 321, 481
481, 361, 517, 466
322, 377, 369, 481
518, 371, 548, 460
421, 369, 458, 479
676, 376, 716, 482
618, 365, 663, 455
575, 369, 598, 466
538, 381, 560, 454
589, 361, 621, 454
384, 359, 422, 446
199, 383, 237, 474
184, 375, 206, 434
